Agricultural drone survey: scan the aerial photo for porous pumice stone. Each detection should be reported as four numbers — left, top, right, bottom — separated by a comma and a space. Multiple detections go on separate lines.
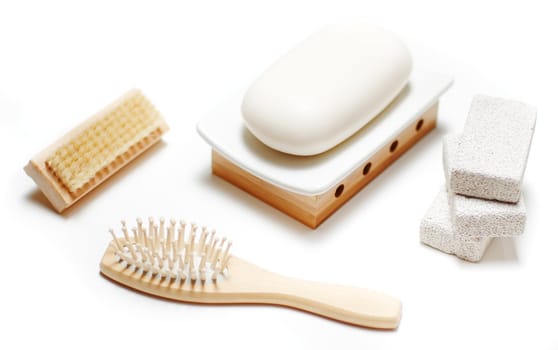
443, 134, 527, 238
448, 95, 536, 203
420, 189, 492, 262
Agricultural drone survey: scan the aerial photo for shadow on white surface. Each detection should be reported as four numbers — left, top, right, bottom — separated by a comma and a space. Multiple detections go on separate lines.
419, 236, 519, 265
25, 188, 53, 210
23, 141, 168, 217
200, 173, 315, 235
479, 238, 519, 263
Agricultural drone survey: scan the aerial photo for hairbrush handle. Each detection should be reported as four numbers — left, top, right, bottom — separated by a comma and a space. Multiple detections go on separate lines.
229, 257, 401, 329
264, 276, 402, 329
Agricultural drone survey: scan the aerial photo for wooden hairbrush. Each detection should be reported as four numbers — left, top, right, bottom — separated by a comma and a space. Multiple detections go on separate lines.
100, 217, 402, 329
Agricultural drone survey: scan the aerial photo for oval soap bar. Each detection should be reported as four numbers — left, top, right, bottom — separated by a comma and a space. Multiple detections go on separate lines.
241, 24, 412, 156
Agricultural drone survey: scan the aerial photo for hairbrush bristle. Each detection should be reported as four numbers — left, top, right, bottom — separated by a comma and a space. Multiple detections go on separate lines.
109, 217, 232, 283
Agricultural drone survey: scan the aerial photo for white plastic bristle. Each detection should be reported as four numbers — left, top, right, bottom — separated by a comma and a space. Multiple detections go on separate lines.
209, 255, 219, 273
172, 253, 179, 272
136, 218, 143, 241
188, 226, 196, 257
199, 228, 209, 254
188, 223, 197, 249
165, 226, 173, 257
200, 253, 207, 281
176, 257, 186, 281
163, 257, 170, 277
222, 241, 232, 266
121, 221, 131, 243
178, 254, 185, 271
145, 245, 155, 266
155, 251, 164, 270
132, 227, 139, 244
141, 222, 148, 246
202, 264, 207, 282
208, 239, 218, 261
136, 242, 147, 261
159, 217, 165, 245
141, 247, 151, 269
203, 235, 210, 255
209, 238, 219, 262
184, 242, 191, 263
210, 246, 222, 270
146, 233, 155, 254
205, 230, 216, 254
135, 257, 146, 271
148, 217, 154, 238
127, 241, 138, 262
169, 219, 176, 247
200, 252, 208, 268
216, 238, 226, 260
164, 255, 172, 278
149, 263, 159, 276
221, 254, 232, 273
189, 254, 197, 281
209, 239, 221, 267
171, 241, 178, 264
109, 229, 123, 252
145, 251, 156, 275
151, 225, 160, 252
183, 249, 190, 269
151, 227, 158, 256
123, 255, 135, 267
178, 221, 186, 252
139, 226, 146, 246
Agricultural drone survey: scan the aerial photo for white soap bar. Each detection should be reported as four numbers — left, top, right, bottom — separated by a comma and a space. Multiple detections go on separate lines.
241, 24, 412, 156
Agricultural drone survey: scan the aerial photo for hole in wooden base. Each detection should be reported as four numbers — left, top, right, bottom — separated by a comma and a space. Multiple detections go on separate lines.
390, 140, 399, 153
363, 162, 372, 175
335, 184, 344, 198
416, 119, 424, 131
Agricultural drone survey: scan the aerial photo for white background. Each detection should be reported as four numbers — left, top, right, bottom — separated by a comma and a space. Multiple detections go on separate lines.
1, 0, 557, 349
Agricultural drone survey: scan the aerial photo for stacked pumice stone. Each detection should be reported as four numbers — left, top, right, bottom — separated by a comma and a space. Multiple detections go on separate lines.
420, 95, 536, 262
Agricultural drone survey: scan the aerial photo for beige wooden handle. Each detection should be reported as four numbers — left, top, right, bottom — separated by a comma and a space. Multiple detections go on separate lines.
266, 277, 402, 329
224, 257, 401, 329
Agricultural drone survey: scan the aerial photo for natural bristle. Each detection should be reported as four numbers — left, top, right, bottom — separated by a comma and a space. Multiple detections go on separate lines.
45, 89, 165, 193
25, 89, 169, 213
109, 217, 232, 283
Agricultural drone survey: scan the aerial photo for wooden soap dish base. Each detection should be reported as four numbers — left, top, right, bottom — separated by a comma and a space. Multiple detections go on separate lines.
212, 103, 438, 229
